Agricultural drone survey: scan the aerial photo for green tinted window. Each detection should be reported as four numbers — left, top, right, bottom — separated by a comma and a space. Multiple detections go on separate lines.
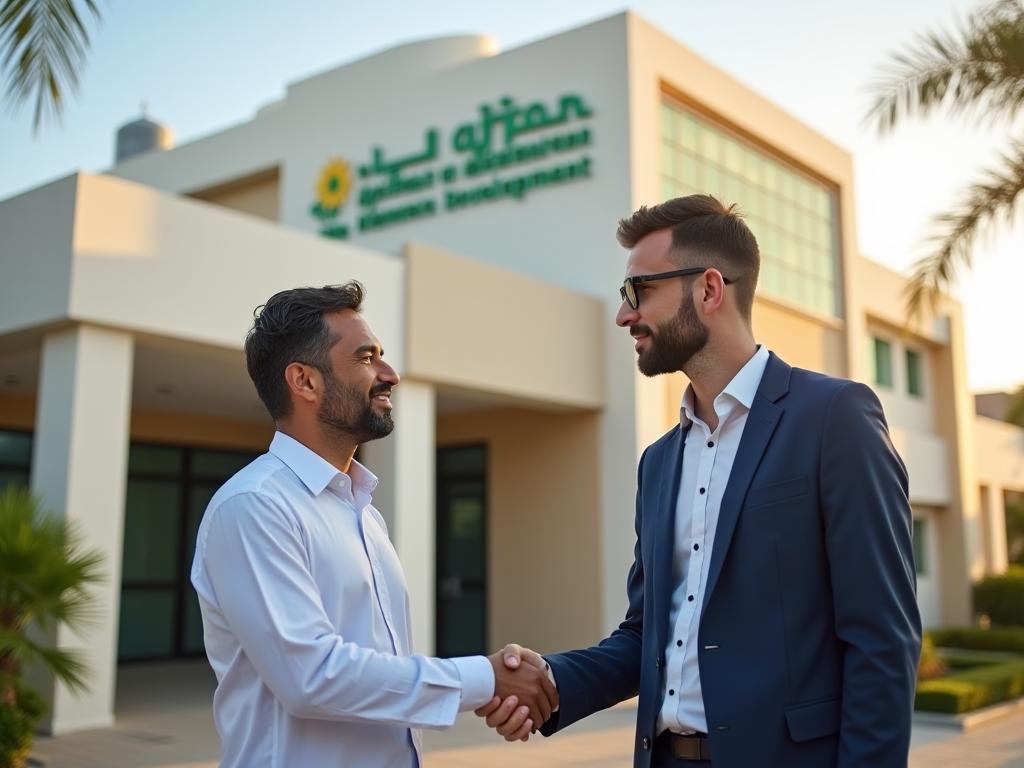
0, 431, 31, 467
912, 517, 927, 575
128, 444, 184, 477
906, 349, 923, 396
661, 101, 839, 317
192, 449, 255, 480
872, 337, 893, 387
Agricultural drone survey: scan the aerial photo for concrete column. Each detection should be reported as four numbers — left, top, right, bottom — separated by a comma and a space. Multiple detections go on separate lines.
985, 484, 1009, 575
359, 380, 436, 655
29, 325, 133, 734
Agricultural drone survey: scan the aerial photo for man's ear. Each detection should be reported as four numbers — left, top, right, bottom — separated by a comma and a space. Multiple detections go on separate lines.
283, 362, 320, 406
699, 269, 728, 317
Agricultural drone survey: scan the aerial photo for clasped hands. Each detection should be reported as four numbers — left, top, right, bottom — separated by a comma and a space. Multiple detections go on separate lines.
478, 644, 556, 742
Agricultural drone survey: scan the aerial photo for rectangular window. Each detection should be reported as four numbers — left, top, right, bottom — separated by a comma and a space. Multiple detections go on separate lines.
0, 430, 32, 491
912, 517, 927, 576
906, 349, 923, 396
119, 443, 261, 661
660, 99, 840, 317
872, 337, 893, 387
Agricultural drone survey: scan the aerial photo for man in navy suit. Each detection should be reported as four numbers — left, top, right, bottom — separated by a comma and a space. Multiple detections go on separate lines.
478, 195, 921, 767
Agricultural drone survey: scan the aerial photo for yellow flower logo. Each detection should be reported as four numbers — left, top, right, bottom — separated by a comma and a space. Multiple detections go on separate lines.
317, 158, 352, 210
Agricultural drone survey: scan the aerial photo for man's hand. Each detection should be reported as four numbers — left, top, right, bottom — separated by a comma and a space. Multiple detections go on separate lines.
475, 644, 557, 742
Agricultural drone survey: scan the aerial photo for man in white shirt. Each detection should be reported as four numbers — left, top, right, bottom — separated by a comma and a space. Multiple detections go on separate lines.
484, 195, 920, 768
191, 282, 557, 768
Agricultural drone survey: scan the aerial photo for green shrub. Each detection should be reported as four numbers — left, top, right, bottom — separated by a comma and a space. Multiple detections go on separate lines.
973, 566, 1024, 626
915, 658, 1024, 714
928, 626, 1024, 654
0, 680, 47, 768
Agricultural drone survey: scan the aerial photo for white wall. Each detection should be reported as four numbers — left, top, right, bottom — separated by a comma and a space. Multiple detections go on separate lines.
0, 175, 76, 336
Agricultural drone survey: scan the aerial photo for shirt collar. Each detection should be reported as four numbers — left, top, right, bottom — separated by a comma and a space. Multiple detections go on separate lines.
681, 344, 770, 426
268, 431, 379, 497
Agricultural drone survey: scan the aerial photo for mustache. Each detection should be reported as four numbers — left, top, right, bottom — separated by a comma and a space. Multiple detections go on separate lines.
369, 383, 393, 398
631, 324, 654, 338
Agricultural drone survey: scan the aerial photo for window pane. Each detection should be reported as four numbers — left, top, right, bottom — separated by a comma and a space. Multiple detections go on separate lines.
907, 349, 923, 396
439, 445, 486, 475
129, 444, 184, 476
0, 469, 29, 491
874, 337, 893, 387
192, 449, 257, 480
122, 479, 182, 583
913, 517, 927, 575
0, 431, 32, 467
118, 588, 177, 660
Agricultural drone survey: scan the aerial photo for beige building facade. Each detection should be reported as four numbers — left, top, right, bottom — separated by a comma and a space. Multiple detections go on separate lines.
1, 11, 1022, 734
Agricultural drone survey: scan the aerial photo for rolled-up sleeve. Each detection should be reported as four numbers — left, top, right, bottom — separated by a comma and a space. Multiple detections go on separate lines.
198, 491, 490, 729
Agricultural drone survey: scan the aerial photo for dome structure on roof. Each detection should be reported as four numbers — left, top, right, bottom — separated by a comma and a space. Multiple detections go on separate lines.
114, 103, 174, 163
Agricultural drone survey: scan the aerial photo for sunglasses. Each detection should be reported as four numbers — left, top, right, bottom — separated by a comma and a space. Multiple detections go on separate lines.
619, 268, 735, 309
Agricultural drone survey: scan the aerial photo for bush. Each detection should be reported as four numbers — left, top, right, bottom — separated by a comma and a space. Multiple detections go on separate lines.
915, 658, 1024, 714
0, 680, 47, 768
928, 626, 1024, 654
974, 566, 1024, 626
917, 633, 948, 679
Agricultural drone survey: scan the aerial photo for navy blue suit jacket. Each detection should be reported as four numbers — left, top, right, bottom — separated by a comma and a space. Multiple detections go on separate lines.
541, 353, 921, 768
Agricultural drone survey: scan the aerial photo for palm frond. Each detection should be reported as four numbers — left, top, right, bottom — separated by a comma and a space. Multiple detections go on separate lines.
905, 135, 1024, 318
0, 0, 103, 133
0, 486, 104, 692
0, 629, 90, 691
867, 0, 1024, 133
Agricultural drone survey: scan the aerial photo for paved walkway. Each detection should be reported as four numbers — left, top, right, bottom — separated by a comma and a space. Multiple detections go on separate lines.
29, 660, 1024, 768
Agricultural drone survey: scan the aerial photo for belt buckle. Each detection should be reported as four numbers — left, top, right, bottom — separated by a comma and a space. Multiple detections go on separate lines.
670, 733, 709, 761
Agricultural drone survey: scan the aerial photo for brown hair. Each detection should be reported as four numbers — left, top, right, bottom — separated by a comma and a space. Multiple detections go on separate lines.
616, 194, 759, 319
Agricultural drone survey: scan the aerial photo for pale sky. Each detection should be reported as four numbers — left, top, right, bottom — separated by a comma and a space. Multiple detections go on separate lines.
2, 0, 1020, 392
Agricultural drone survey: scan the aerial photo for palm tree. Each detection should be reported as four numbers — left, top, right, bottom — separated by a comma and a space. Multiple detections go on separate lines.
0, 486, 104, 767
867, 0, 1024, 318
0, 0, 104, 133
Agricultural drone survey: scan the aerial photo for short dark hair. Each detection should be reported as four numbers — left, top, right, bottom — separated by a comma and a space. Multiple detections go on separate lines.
245, 282, 364, 421
616, 195, 760, 319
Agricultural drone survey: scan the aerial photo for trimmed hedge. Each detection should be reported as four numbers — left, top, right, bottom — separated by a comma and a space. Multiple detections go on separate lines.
915, 658, 1024, 714
974, 567, 1024, 627
928, 627, 1024, 654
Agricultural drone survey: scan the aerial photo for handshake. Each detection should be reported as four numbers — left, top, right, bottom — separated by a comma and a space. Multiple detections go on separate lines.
478, 644, 558, 742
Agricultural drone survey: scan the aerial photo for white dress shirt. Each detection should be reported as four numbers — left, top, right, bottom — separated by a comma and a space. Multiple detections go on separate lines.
191, 432, 495, 768
657, 344, 770, 736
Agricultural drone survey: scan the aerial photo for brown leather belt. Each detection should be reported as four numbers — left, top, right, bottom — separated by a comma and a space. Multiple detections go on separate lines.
656, 730, 712, 761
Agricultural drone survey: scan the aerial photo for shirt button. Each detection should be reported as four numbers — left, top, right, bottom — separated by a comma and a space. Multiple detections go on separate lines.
699, 488, 706, 494
694, 543, 699, 551
669, 689, 675, 696
708, 441, 714, 447
677, 639, 683, 646
688, 595, 694, 602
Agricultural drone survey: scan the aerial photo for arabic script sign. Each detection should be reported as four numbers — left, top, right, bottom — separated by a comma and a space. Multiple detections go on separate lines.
310, 93, 594, 239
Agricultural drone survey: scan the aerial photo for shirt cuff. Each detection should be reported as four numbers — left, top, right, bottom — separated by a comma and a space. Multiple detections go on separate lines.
450, 655, 496, 712
542, 656, 559, 712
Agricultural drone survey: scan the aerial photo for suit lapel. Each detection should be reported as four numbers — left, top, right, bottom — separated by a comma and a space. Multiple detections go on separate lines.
653, 424, 687, 654
700, 353, 790, 619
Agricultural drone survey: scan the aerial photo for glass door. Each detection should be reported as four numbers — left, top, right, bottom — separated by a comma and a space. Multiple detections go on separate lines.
435, 445, 487, 657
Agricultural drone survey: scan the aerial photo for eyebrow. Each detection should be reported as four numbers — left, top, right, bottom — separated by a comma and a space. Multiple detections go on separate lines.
353, 343, 382, 357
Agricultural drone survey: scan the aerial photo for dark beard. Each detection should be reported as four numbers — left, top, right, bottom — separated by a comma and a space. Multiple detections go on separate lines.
317, 370, 394, 444
634, 290, 709, 377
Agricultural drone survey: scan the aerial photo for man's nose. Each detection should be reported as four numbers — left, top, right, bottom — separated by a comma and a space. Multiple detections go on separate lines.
616, 301, 639, 327
379, 362, 400, 386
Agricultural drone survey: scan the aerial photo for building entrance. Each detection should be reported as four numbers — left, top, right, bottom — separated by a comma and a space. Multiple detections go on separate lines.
118, 444, 259, 661
435, 444, 487, 657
